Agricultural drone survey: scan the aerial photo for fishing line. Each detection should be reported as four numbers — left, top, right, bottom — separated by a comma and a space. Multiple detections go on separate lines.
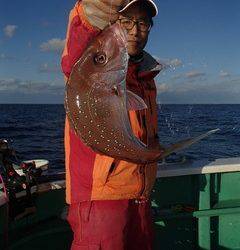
108, 0, 114, 26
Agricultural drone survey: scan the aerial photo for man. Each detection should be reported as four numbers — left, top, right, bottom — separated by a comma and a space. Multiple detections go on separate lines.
61, 0, 163, 249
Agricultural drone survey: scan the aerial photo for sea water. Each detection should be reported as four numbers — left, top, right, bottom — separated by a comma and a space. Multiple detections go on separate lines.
0, 104, 239, 172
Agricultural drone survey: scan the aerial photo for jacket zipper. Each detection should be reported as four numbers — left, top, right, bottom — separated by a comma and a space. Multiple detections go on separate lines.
139, 164, 146, 197
139, 101, 147, 197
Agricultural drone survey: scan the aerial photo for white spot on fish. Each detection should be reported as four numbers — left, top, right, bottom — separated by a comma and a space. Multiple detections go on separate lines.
76, 95, 81, 108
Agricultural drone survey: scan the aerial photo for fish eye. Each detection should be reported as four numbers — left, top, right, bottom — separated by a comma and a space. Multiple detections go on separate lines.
94, 52, 107, 65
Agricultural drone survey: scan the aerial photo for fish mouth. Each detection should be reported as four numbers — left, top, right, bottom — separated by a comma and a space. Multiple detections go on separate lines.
105, 66, 126, 73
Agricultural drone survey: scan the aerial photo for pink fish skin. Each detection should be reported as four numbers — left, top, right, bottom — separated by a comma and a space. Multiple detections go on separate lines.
65, 23, 163, 164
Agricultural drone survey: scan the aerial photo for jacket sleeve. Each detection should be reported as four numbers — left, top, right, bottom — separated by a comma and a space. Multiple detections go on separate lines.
61, 1, 100, 79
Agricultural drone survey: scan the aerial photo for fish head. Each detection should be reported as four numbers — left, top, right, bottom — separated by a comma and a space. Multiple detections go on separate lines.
75, 23, 129, 90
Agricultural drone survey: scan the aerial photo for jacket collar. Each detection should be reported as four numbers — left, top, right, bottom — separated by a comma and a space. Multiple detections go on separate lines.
133, 51, 163, 79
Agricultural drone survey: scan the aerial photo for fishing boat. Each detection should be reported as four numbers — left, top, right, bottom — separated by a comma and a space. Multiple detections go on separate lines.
1, 140, 240, 250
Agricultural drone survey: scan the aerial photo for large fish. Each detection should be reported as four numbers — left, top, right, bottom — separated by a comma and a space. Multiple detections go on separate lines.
65, 23, 163, 164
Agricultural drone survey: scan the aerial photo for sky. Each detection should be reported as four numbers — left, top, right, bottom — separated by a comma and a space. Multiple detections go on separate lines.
0, 0, 239, 104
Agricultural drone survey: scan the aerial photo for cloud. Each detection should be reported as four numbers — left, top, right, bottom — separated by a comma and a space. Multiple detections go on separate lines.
38, 63, 60, 73
219, 70, 230, 78
0, 78, 64, 95
0, 78, 65, 103
185, 71, 205, 78
4, 25, 18, 38
40, 38, 65, 53
156, 83, 169, 93
0, 78, 20, 91
171, 74, 183, 80
41, 20, 56, 27
0, 53, 15, 60
170, 70, 205, 81
230, 77, 240, 83
156, 78, 240, 104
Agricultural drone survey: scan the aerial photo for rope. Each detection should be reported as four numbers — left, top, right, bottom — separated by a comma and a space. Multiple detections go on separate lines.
0, 173, 8, 201
0, 173, 9, 250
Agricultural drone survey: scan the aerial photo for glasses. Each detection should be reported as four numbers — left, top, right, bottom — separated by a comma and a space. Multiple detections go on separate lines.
118, 18, 151, 32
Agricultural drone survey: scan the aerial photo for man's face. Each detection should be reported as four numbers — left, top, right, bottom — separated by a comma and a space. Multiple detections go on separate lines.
118, 4, 152, 56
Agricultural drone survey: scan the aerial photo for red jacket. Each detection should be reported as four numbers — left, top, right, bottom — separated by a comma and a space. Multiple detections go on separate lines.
61, 1, 161, 204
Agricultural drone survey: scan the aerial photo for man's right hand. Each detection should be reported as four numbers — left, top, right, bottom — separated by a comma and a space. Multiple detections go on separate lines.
82, 0, 130, 30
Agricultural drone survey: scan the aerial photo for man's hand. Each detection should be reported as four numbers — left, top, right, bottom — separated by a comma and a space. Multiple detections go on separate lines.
100, 0, 129, 7
82, 0, 129, 30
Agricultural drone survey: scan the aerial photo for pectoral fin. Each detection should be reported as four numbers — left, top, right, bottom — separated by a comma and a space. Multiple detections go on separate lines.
126, 90, 147, 111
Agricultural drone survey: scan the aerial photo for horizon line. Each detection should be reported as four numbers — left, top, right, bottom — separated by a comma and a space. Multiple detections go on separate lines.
1, 103, 240, 105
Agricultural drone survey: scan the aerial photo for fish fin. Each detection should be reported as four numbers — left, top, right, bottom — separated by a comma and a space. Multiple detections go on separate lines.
126, 90, 147, 110
159, 128, 220, 158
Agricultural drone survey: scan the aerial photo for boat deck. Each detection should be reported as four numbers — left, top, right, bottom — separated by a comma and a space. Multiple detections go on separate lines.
1, 157, 240, 249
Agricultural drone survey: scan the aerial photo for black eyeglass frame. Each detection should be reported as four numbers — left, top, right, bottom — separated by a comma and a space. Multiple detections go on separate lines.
118, 17, 152, 32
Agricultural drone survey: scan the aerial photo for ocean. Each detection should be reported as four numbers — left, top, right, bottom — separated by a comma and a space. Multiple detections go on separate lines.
0, 104, 240, 172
